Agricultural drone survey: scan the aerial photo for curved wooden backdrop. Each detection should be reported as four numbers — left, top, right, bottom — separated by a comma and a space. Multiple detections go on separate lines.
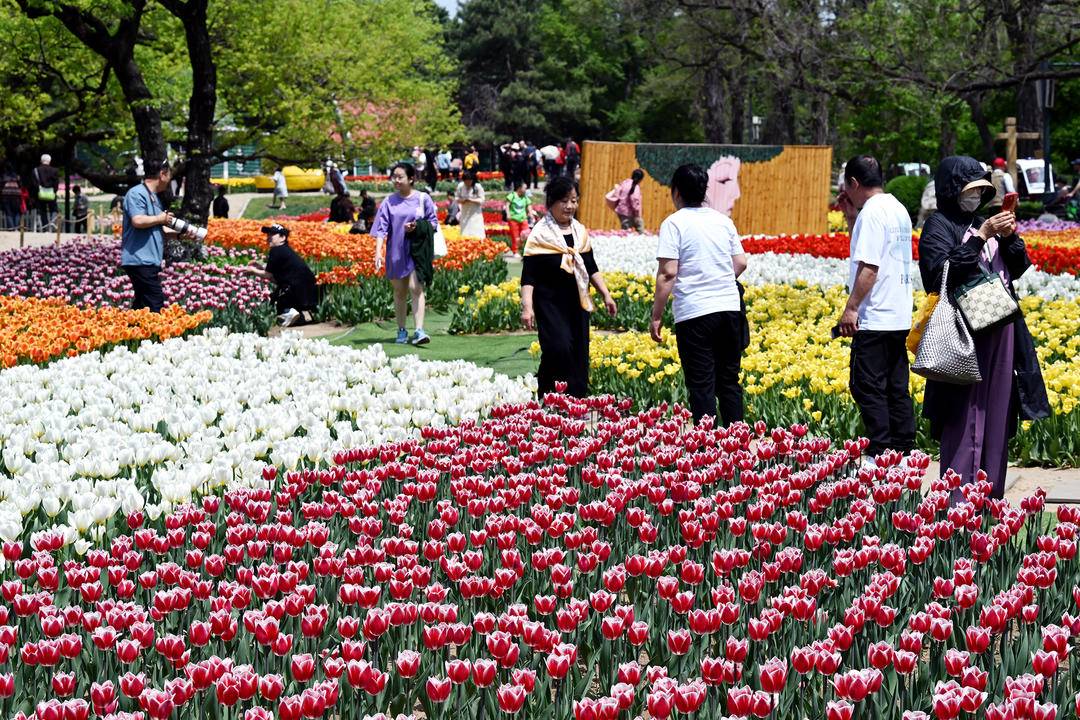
578, 141, 833, 235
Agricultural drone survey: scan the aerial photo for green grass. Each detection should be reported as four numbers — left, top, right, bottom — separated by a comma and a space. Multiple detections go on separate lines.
330, 310, 537, 378
242, 194, 331, 220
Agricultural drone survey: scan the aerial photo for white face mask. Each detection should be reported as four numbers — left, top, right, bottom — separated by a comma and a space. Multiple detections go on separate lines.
958, 190, 983, 213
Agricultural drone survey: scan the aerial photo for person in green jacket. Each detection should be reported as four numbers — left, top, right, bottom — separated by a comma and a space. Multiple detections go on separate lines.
505, 181, 537, 255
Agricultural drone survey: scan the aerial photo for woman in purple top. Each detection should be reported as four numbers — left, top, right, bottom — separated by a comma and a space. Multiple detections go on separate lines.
372, 163, 439, 345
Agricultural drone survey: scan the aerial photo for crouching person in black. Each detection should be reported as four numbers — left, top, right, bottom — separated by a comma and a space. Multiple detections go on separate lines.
244, 223, 319, 326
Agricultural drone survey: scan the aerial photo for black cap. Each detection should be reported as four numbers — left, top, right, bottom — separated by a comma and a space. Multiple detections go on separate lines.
260, 223, 289, 237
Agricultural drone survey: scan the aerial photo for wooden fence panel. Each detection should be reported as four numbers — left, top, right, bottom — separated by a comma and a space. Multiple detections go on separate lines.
578, 141, 833, 235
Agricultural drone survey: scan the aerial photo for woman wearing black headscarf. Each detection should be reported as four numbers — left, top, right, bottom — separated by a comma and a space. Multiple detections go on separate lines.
918, 156, 1049, 500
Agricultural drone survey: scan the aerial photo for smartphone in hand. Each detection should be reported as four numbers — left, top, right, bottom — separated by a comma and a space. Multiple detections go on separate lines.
1002, 192, 1019, 213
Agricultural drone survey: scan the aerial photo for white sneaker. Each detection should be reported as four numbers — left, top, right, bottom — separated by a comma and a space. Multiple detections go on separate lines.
278, 308, 301, 327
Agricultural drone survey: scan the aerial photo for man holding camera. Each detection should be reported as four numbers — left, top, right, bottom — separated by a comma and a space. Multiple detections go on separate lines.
121, 159, 190, 312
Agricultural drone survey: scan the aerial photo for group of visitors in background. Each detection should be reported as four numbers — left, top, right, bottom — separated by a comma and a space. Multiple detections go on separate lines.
525, 154, 1049, 503
0, 154, 91, 232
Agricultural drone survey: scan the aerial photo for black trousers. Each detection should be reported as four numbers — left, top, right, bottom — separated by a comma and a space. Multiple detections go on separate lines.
675, 311, 745, 425
849, 329, 916, 455
535, 293, 590, 400
123, 265, 164, 312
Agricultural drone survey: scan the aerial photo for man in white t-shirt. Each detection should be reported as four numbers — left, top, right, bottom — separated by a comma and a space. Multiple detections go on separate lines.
836, 155, 915, 459
651, 163, 748, 425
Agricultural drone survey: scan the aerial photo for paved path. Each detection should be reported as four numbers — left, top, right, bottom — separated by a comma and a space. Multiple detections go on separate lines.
0, 231, 87, 252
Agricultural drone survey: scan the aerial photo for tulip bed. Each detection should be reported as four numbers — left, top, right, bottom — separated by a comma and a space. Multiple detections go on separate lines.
0, 297, 211, 368
585, 285, 1080, 467
448, 268, 1080, 465
0, 328, 534, 543
449, 273, 672, 336
202, 219, 511, 326
0, 240, 275, 336
0, 392, 1078, 720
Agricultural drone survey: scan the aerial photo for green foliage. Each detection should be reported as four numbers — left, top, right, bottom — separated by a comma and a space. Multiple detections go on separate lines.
451, 0, 648, 141
884, 175, 930, 220
318, 257, 508, 325
213, 0, 463, 165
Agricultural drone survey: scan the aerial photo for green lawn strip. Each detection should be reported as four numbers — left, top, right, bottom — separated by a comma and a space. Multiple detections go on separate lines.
330, 310, 537, 379
241, 194, 331, 220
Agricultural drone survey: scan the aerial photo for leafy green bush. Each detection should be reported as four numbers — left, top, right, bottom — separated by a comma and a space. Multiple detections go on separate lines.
317, 258, 508, 325
1017, 200, 1044, 220
884, 175, 930, 220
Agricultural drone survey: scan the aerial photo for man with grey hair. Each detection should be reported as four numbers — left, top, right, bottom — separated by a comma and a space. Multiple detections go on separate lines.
32, 153, 59, 230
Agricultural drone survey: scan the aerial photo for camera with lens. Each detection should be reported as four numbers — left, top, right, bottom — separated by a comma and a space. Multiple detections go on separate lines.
167, 216, 208, 241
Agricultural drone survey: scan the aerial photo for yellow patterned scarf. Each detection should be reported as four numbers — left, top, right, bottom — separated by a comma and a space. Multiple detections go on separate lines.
523, 215, 594, 312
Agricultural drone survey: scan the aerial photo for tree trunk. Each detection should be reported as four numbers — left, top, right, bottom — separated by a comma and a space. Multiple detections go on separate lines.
729, 73, 746, 144
938, 103, 958, 159
112, 53, 167, 164
700, 62, 730, 144
762, 85, 795, 145
1016, 81, 1042, 157
18, 0, 166, 172
810, 92, 829, 145
965, 94, 995, 161
173, 0, 217, 229
999, 0, 1044, 157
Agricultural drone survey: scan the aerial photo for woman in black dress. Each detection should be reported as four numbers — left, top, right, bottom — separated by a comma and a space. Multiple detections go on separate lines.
521, 176, 617, 399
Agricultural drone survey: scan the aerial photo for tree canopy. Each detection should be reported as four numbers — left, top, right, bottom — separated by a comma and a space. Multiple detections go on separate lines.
1, 0, 1079, 216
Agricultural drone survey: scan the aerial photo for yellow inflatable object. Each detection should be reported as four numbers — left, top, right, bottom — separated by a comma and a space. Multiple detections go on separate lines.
252, 166, 326, 192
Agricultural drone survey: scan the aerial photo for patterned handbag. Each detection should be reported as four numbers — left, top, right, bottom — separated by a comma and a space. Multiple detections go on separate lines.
912, 261, 982, 385
951, 270, 1021, 333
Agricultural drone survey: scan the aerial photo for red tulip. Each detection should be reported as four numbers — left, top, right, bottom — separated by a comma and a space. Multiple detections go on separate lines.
395, 650, 421, 678
674, 681, 706, 713
119, 672, 146, 699
497, 683, 527, 713
758, 657, 787, 694
141, 689, 174, 719
63, 699, 90, 720
446, 659, 471, 684
290, 653, 315, 683
472, 658, 497, 687
944, 649, 969, 677
727, 685, 753, 716
51, 671, 76, 697
512, 668, 536, 693
90, 681, 114, 707
647, 691, 673, 719
216, 674, 241, 706
1033, 650, 1059, 677
827, 700, 854, 720
667, 629, 691, 655
426, 676, 452, 703
259, 674, 285, 702
546, 653, 571, 680
617, 662, 641, 685
278, 695, 302, 720
627, 621, 649, 645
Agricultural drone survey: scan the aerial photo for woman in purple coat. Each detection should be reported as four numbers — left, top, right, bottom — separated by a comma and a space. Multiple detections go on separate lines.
372, 163, 440, 345
918, 156, 1050, 501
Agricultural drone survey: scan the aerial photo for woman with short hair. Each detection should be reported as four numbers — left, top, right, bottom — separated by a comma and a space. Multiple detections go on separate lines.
650, 163, 749, 425
521, 177, 617, 399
